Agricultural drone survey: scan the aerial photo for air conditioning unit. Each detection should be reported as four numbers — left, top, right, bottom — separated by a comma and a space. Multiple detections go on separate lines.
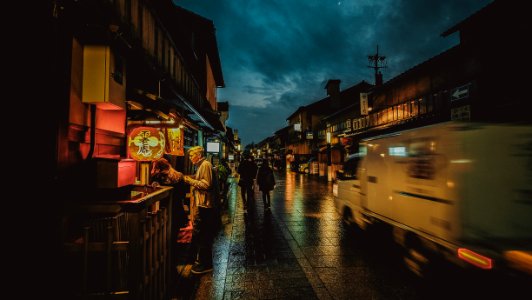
82, 45, 126, 110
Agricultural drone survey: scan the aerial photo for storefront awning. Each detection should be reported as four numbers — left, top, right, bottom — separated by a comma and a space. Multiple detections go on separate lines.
126, 90, 225, 133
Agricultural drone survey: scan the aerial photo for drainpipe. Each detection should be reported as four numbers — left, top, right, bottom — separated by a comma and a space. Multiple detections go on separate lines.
87, 104, 96, 159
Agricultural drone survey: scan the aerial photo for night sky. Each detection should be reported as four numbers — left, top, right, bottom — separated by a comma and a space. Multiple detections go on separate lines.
174, 0, 493, 146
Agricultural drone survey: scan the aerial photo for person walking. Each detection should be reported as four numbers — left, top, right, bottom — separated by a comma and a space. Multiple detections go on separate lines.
237, 154, 258, 212
256, 158, 275, 211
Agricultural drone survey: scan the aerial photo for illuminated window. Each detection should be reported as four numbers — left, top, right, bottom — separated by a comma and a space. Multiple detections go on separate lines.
389, 146, 406, 157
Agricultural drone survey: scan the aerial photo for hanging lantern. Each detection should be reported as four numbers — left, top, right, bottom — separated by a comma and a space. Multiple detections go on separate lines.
127, 127, 166, 161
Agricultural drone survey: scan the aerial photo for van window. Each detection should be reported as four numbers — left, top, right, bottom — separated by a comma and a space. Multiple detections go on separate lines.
339, 155, 360, 179
407, 138, 436, 180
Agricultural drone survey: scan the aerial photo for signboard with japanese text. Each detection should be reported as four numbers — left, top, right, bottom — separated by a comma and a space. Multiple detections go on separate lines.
360, 93, 368, 115
451, 105, 471, 121
127, 127, 166, 161
166, 127, 185, 156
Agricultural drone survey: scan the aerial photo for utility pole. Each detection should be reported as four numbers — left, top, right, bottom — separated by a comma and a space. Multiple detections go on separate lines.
368, 45, 387, 86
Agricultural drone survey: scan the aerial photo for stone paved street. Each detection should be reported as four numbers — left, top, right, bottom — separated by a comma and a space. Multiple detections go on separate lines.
173, 171, 416, 300
173, 171, 530, 300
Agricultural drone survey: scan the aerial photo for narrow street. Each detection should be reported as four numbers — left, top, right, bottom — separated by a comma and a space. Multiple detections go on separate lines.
171, 171, 529, 300
51, 2, 531, 299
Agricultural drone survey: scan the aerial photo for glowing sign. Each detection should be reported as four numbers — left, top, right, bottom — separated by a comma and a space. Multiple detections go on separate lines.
360, 92, 368, 115
128, 127, 165, 161
166, 127, 184, 156
388, 146, 406, 156
206, 142, 220, 153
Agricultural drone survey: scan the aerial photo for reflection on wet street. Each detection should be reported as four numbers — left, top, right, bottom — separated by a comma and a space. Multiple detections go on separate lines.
175, 171, 530, 299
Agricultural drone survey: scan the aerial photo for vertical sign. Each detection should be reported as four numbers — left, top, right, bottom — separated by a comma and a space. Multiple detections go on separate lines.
360, 93, 368, 115
166, 127, 185, 156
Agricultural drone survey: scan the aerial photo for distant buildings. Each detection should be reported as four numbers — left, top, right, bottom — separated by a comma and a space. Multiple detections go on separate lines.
256, 0, 530, 180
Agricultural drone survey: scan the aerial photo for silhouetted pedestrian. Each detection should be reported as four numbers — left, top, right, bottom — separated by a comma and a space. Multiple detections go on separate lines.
237, 154, 258, 212
256, 159, 275, 210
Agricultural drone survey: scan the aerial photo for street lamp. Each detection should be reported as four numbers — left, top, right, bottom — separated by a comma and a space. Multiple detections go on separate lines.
326, 132, 332, 181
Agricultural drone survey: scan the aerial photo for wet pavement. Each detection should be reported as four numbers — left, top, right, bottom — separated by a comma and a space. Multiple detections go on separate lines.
173, 171, 531, 300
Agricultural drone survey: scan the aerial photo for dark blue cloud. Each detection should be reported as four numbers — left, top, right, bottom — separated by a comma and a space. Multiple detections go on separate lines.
175, 0, 493, 145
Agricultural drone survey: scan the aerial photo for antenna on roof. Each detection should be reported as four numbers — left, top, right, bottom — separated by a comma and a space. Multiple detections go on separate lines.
367, 45, 387, 85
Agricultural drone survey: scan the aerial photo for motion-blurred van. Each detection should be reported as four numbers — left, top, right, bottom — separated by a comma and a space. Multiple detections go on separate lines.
334, 121, 532, 277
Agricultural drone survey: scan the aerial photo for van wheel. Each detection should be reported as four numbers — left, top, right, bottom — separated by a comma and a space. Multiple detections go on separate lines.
355, 212, 368, 231
342, 208, 365, 235
342, 208, 355, 226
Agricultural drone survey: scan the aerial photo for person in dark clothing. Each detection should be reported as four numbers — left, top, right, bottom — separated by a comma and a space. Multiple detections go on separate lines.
218, 158, 231, 203
256, 158, 275, 210
150, 158, 188, 228
237, 155, 258, 212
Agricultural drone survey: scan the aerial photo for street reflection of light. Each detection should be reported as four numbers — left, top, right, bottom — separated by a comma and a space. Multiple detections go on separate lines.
284, 172, 304, 221
388, 196, 393, 201
314, 192, 341, 256
430, 141, 436, 151
285, 171, 295, 201
447, 181, 455, 188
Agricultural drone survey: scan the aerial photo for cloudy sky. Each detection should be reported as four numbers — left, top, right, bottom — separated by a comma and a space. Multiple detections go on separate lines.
175, 0, 492, 146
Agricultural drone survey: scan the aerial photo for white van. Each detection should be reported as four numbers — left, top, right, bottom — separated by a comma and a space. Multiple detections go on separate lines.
334, 121, 532, 277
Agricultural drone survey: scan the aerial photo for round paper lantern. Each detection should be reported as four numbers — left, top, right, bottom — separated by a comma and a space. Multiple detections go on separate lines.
128, 127, 166, 161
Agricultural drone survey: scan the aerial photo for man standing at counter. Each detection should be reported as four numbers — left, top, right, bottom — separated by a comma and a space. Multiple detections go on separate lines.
150, 146, 216, 274
180, 146, 216, 275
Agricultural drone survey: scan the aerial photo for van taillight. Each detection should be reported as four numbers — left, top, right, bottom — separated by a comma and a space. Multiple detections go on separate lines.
457, 248, 493, 270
